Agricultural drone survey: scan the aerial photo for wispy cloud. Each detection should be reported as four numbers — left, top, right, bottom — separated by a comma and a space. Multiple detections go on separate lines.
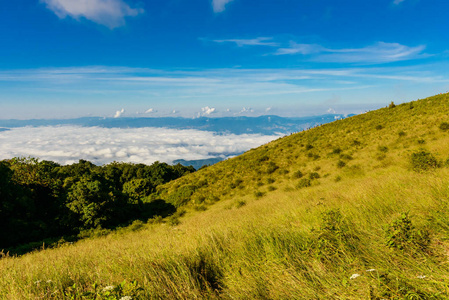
41, 0, 144, 28
145, 108, 156, 114
212, 0, 235, 13
393, 0, 406, 5
275, 41, 427, 64
213, 37, 279, 47
0, 126, 279, 165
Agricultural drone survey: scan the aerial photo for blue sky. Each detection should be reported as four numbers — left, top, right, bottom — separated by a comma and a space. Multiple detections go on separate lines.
1, 0, 448, 119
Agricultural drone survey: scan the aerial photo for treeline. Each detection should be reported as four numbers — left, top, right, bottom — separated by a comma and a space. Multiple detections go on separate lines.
0, 157, 195, 253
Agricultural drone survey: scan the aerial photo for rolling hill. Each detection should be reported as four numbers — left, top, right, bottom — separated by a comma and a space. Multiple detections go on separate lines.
1, 93, 449, 299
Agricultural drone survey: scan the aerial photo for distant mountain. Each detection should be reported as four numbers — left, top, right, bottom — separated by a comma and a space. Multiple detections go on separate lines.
173, 157, 230, 170
0, 114, 355, 135
0, 128, 9, 132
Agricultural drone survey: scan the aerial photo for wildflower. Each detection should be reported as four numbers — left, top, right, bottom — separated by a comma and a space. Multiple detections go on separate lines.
102, 285, 115, 292
120, 296, 132, 300
350, 273, 360, 280
366, 269, 376, 272
417, 275, 426, 279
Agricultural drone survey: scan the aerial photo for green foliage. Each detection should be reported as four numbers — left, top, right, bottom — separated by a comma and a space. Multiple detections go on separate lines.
167, 185, 196, 207
314, 209, 359, 260
439, 122, 449, 131
410, 150, 440, 172
385, 213, 431, 252
332, 147, 342, 154
375, 124, 384, 130
389, 101, 396, 108
398, 130, 407, 137
296, 178, 311, 189
292, 170, 303, 178
254, 191, 265, 198
336, 160, 346, 168
308, 172, 320, 179
378, 145, 389, 153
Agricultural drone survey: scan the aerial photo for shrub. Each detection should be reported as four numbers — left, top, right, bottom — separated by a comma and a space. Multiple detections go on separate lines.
254, 191, 265, 198
264, 162, 279, 174
389, 101, 396, 108
375, 124, 384, 130
292, 170, 303, 178
385, 213, 430, 252
305, 144, 314, 150
352, 139, 361, 146
417, 139, 426, 144
378, 146, 389, 153
398, 130, 406, 137
332, 148, 342, 155
339, 154, 353, 160
309, 172, 320, 180
267, 178, 275, 184
336, 160, 346, 168
439, 122, 449, 131
296, 178, 311, 189
410, 150, 440, 172
267, 186, 277, 192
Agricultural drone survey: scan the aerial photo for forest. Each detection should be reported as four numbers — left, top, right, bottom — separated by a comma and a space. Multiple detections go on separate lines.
0, 157, 195, 254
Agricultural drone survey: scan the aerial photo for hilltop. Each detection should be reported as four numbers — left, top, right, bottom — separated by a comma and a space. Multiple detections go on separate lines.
1, 94, 449, 299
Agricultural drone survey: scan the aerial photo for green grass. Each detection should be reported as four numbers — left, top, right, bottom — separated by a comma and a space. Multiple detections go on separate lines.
2, 93, 449, 299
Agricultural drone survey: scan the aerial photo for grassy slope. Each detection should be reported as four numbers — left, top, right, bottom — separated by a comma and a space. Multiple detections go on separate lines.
2, 94, 449, 299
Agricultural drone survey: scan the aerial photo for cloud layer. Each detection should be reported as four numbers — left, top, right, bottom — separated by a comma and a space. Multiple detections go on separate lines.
41, 0, 144, 28
0, 126, 279, 165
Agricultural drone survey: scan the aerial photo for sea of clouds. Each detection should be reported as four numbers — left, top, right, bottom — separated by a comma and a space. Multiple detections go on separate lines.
0, 126, 280, 166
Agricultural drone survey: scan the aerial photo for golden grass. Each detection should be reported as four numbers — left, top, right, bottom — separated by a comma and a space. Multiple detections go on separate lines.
2, 94, 449, 299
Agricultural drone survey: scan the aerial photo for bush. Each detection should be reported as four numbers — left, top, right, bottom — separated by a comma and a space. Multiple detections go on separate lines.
389, 101, 396, 108
254, 191, 265, 198
375, 124, 384, 130
378, 146, 389, 153
385, 213, 430, 252
292, 170, 303, 178
296, 178, 311, 189
398, 130, 406, 137
305, 144, 314, 150
332, 148, 342, 155
309, 172, 320, 179
439, 122, 449, 131
410, 150, 440, 172
336, 160, 346, 168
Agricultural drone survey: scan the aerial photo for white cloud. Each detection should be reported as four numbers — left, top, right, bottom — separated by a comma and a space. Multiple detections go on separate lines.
213, 37, 279, 47
172, 110, 178, 114
212, 0, 234, 13
198, 106, 217, 117
393, 0, 405, 4
114, 108, 125, 118
0, 126, 279, 165
41, 0, 144, 28
274, 41, 427, 64
235, 107, 254, 115
265, 107, 272, 112
145, 108, 156, 114
327, 108, 336, 114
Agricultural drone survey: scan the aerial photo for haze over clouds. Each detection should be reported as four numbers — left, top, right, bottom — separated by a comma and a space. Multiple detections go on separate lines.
0, 126, 279, 166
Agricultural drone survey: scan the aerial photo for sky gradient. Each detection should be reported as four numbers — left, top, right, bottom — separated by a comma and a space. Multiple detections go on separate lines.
1, 0, 448, 119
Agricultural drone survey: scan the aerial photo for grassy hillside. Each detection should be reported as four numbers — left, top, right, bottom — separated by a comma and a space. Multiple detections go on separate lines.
1, 94, 449, 299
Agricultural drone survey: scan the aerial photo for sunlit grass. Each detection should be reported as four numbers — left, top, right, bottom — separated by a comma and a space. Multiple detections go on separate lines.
2, 93, 449, 299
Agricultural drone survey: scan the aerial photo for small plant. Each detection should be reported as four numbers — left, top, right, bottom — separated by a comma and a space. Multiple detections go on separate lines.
385, 213, 431, 252
417, 139, 426, 144
352, 139, 361, 146
336, 160, 346, 168
267, 178, 275, 184
309, 172, 320, 180
305, 144, 314, 150
296, 178, 311, 189
375, 124, 384, 130
267, 185, 277, 191
439, 122, 449, 131
378, 146, 389, 153
334, 175, 342, 182
292, 170, 303, 178
254, 191, 265, 198
339, 154, 353, 160
332, 148, 342, 155
398, 130, 406, 137
389, 101, 396, 108
410, 150, 440, 172
235, 200, 246, 208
